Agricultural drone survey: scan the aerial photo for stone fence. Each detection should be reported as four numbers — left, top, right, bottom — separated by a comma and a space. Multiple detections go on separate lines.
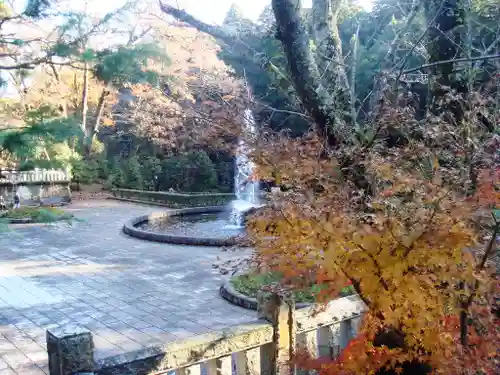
47, 293, 366, 375
110, 188, 236, 208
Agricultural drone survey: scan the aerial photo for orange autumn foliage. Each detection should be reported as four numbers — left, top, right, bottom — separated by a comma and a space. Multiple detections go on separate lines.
246, 126, 499, 374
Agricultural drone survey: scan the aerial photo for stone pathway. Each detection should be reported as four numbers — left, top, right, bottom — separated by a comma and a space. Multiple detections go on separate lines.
0, 200, 254, 374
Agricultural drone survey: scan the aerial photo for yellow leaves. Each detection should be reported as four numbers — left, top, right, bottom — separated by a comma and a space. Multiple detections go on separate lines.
248, 148, 499, 372
102, 118, 114, 126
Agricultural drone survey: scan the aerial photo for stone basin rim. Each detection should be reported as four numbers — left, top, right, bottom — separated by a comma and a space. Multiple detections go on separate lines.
122, 206, 243, 247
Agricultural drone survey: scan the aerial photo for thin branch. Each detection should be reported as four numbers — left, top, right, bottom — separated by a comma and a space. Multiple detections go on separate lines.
350, 24, 360, 127
384, 0, 420, 67
393, 0, 445, 79
258, 103, 313, 120
354, 242, 390, 291
402, 53, 500, 74
460, 221, 499, 346
158, 1, 233, 44
476, 218, 499, 272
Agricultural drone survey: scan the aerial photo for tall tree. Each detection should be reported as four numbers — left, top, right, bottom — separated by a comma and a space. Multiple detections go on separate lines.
424, 0, 467, 89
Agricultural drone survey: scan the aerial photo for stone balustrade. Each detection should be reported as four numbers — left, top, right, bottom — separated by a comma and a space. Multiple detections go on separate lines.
0, 168, 70, 184
47, 293, 366, 375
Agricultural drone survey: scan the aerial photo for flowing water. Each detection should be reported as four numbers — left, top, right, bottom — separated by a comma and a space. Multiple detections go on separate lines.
135, 109, 260, 240
228, 109, 260, 227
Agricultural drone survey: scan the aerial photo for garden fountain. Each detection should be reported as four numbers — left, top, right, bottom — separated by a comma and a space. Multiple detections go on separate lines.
124, 108, 261, 246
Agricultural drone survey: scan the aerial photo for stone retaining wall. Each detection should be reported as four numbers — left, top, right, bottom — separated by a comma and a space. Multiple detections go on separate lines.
111, 189, 235, 208
0, 181, 71, 205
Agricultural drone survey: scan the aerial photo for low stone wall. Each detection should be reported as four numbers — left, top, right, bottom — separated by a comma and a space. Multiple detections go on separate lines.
219, 281, 310, 310
111, 188, 235, 208
0, 181, 71, 205
123, 207, 241, 247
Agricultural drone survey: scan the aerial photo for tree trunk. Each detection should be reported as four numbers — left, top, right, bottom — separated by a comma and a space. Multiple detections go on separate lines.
272, 0, 338, 143
159, 3, 234, 44
81, 62, 89, 134
84, 88, 108, 158
312, 0, 351, 114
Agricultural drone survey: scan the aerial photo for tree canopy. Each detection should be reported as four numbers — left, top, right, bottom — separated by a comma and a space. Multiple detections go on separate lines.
160, 0, 499, 373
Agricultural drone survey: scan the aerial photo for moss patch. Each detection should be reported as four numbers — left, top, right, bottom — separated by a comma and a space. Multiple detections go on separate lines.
230, 272, 355, 303
3, 207, 73, 223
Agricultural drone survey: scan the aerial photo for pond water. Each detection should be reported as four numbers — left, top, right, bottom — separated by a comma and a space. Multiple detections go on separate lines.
136, 213, 245, 239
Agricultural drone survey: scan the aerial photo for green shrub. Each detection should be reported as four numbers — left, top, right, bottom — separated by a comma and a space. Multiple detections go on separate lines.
160, 156, 184, 190
90, 138, 105, 156
214, 160, 233, 193
123, 156, 143, 190
106, 165, 126, 189
4, 207, 73, 223
230, 272, 355, 303
70, 158, 98, 184
139, 156, 162, 190
160, 150, 217, 192
184, 150, 217, 191
93, 154, 109, 180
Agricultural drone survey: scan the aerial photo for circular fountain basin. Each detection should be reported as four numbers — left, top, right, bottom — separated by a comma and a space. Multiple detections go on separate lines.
123, 206, 245, 246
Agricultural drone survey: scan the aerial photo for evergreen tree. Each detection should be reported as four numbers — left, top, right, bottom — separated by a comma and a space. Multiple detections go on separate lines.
124, 155, 144, 190
223, 3, 254, 35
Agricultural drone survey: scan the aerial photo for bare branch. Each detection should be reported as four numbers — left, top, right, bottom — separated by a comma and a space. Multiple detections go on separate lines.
158, 1, 233, 44
258, 103, 313, 121
402, 53, 500, 74
384, 0, 420, 67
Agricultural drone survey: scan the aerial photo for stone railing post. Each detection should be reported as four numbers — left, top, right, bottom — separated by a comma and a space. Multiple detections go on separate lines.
257, 292, 296, 375
46, 325, 95, 375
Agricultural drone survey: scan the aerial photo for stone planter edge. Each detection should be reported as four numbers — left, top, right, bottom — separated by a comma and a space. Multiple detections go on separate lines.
219, 281, 311, 311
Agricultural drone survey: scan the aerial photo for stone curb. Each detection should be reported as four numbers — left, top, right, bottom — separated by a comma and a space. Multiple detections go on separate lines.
219, 281, 311, 310
107, 196, 173, 208
122, 206, 242, 247
6, 217, 33, 224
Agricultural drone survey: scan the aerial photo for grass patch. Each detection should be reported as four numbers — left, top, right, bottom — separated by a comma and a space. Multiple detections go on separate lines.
230, 272, 355, 303
3, 207, 73, 223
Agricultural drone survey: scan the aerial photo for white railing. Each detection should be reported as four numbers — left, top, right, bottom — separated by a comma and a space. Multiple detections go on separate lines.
0, 168, 70, 183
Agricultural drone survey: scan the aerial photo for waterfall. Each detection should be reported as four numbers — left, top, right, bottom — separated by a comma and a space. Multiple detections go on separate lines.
228, 109, 260, 227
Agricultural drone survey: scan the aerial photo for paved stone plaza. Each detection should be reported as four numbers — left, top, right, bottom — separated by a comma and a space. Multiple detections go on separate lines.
0, 200, 254, 374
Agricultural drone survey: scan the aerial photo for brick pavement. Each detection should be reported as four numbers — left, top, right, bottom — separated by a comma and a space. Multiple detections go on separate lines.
0, 200, 254, 374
